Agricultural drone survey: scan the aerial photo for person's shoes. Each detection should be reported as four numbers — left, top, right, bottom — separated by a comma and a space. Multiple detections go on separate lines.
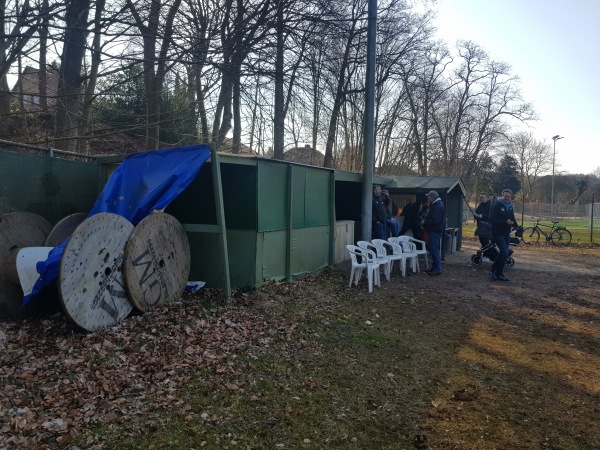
490, 271, 498, 281
427, 271, 441, 276
496, 274, 510, 281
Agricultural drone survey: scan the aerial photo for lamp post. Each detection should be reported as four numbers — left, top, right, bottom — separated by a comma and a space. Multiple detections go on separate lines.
551, 135, 563, 218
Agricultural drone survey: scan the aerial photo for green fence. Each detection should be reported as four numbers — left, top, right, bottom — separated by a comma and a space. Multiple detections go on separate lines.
0, 143, 100, 224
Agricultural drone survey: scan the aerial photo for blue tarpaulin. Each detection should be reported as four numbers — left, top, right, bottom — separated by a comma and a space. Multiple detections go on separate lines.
24, 144, 211, 305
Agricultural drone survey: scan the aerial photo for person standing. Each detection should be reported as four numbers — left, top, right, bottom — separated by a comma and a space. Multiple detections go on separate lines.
474, 193, 491, 225
423, 190, 445, 276
372, 185, 388, 239
474, 193, 493, 248
382, 189, 400, 237
488, 189, 516, 281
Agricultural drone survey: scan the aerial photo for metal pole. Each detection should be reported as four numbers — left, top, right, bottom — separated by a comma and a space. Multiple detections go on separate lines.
551, 135, 563, 219
361, 0, 377, 241
551, 139, 555, 218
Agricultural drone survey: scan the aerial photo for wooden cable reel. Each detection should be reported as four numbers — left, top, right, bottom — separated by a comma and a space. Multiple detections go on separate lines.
0, 212, 52, 318
123, 212, 191, 312
44, 212, 87, 247
3, 211, 191, 331
58, 213, 134, 332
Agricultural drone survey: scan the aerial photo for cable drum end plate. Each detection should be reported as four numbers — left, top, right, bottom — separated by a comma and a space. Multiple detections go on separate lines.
124, 212, 191, 312
58, 213, 134, 332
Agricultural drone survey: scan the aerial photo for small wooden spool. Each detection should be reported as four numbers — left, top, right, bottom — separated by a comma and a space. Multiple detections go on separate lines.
123, 212, 191, 312
0, 212, 52, 318
58, 213, 134, 332
44, 212, 87, 247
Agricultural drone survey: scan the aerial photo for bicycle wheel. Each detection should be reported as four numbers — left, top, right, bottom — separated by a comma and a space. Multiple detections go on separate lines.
521, 227, 540, 244
550, 228, 572, 246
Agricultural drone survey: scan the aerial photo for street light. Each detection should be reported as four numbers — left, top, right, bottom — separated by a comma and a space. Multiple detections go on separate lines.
551, 135, 564, 217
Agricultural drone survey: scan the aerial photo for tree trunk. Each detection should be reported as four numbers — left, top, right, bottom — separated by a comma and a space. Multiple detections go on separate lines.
55, 0, 91, 152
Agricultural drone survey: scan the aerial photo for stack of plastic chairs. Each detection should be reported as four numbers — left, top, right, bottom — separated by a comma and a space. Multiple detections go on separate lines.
397, 235, 429, 269
371, 239, 408, 277
357, 241, 391, 282
346, 244, 381, 293
389, 237, 419, 273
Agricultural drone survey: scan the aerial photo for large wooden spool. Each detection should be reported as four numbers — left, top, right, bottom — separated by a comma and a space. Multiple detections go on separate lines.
123, 212, 191, 312
58, 213, 134, 332
44, 212, 87, 247
0, 212, 52, 318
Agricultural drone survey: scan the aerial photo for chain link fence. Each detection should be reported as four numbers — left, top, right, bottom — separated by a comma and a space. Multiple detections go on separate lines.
463, 201, 600, 245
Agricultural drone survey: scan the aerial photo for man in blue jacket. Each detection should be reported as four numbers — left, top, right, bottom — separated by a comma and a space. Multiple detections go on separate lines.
423, 190, 445, 276
489, 189, 517, 281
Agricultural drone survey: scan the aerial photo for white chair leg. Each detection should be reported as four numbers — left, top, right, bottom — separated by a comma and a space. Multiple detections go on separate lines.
349, 267, 355, 287
368, 268, 374, 292
354, 268, 363, 286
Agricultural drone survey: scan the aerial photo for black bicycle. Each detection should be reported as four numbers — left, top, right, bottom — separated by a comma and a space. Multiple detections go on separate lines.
521, 217, 572, 245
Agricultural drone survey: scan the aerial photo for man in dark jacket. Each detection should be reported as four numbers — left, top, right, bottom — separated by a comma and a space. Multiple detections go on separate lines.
423, 190, 445, 276
372, 185, 388, 239
489, 189, 517, 281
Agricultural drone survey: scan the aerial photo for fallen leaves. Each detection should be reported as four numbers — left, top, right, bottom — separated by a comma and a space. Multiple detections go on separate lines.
0, 291, 279, 449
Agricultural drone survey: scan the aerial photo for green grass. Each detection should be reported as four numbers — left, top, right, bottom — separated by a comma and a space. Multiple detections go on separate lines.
463, 220, 600, 244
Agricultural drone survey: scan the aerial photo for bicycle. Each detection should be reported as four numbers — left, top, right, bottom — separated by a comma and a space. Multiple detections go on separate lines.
521, 217, 572, 245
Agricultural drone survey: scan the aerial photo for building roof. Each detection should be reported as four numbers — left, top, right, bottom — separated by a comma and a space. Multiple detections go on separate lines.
384, 175, 466, 197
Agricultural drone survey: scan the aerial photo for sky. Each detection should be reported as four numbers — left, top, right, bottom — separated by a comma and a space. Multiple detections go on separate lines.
431, 0, 600, 175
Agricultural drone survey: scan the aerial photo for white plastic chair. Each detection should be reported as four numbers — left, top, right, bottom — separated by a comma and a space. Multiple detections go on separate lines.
357, 240, 391, 281
371, 239, 408, 277
396, 235, 429, 270
346, 244, 381, 293
389, 237, 419, 273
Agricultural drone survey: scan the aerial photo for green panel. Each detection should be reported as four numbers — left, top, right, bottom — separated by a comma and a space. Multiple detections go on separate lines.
226, 230, 258, 287
291, 167, 306, 228
0, 150, 99, 224
258, 230, 287, 281
304, 169, 330, 227
187, 230, 258, 289
257, 162, 287, 231
291, 226, 330, 276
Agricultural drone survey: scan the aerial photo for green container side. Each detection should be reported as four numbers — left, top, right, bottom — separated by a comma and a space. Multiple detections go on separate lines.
291, 167, 306, 228
257, 162, 287, 232
257, 230, 287, 282
304, 169, 330, 227
0, 150, 99, 223
290, 226, 330, 276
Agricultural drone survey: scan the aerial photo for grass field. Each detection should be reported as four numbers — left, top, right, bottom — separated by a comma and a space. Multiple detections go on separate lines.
462, 220, 600, 244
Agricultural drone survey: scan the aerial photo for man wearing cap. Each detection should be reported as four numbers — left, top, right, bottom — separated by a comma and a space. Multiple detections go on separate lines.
423, 190, 445, 276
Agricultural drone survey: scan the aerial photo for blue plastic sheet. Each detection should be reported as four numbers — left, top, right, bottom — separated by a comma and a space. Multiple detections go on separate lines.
24, 144, 211, 305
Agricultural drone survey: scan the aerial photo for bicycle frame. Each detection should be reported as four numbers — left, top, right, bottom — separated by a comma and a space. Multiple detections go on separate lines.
522, 217, 572, 245
531, 218, 558, 240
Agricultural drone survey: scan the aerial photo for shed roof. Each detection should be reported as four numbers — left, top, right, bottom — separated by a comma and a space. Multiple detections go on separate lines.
385, 175, 466, 197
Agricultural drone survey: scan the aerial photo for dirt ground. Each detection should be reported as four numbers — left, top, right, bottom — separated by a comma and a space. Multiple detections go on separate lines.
1, 239, 600, 449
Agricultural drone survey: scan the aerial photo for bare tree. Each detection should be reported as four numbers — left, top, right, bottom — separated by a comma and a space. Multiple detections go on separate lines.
431, 41, 536, 182
503, 131, 552, 221
54, 0, 92, 152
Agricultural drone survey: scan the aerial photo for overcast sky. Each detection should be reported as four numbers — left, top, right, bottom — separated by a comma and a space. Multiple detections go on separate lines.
432, 0, 600, 175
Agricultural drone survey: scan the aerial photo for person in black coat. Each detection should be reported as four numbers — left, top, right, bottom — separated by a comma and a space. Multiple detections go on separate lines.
372, 185, 388, 239
488, 189, 517, 281
474, 193, 492, 247
474, 193, 492, 226
422, 190, 445, 276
